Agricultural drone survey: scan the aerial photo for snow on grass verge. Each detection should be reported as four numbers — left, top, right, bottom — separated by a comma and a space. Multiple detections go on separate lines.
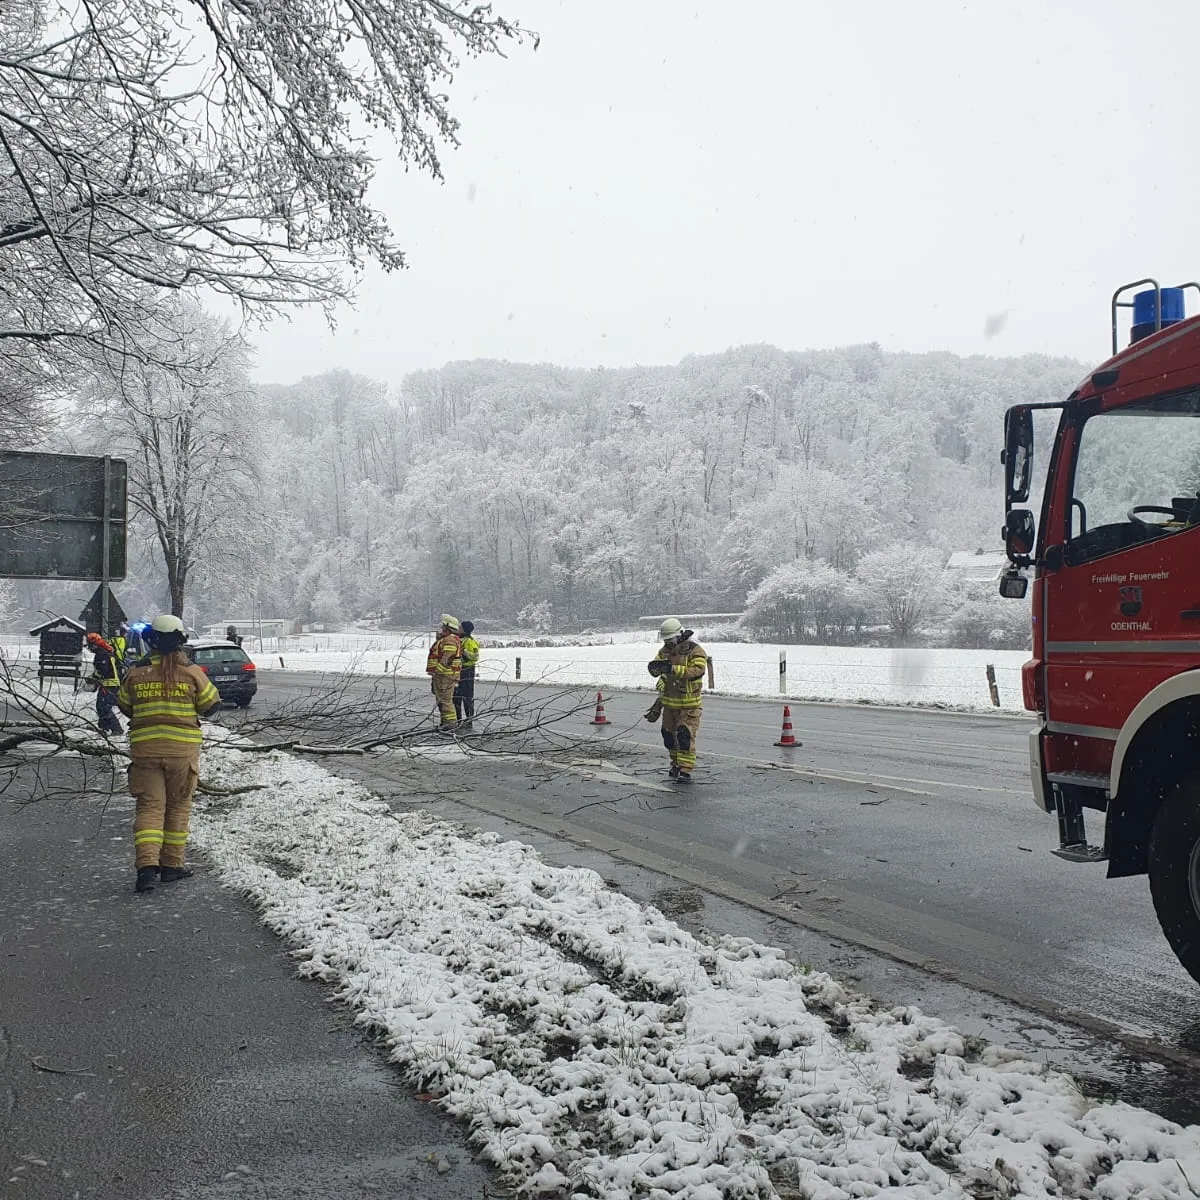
0, 637, 1031, 712
192, 742, 1200, 1200
271, 640, 1029, 713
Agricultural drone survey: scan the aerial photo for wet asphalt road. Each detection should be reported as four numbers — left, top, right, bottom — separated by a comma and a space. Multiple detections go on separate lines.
248, 669, 1200, 1122
0, 756, 496, 1199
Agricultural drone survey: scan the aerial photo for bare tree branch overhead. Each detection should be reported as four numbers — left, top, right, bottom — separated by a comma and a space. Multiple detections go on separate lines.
0, 0, 528, 370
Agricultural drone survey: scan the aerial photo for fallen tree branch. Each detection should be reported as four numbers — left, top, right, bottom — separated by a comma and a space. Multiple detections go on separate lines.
0, 660, 646, 811
31, 1057, 95, 1076
195, 782, 268, 797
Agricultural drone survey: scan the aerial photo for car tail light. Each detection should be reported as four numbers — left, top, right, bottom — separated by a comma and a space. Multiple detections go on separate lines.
1021, 658, 1044, 712
198, 665, 209, 673
242, 662, 255, 671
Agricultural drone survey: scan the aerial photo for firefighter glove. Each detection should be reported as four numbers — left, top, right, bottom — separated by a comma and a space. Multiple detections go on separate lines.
648, 659, 669, 676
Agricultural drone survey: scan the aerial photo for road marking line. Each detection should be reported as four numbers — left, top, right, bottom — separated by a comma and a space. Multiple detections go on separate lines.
478, 752, 678, 794
583, 732, 1025, 797
763, 764, 933, 796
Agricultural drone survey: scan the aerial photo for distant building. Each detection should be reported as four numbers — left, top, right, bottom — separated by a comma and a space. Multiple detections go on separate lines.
638, 613, 742, 625
943, 550, 1008, 588
205, 617, 302, 640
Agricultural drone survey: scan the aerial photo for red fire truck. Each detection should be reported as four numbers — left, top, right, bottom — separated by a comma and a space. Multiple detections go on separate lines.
1001, 279, 1200, 985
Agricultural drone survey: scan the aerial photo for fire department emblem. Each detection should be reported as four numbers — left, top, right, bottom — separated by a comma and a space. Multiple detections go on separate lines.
1119, 585, 1143, 617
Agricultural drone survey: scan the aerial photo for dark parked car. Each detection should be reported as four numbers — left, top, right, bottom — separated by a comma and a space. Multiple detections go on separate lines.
186, 640, 257, 707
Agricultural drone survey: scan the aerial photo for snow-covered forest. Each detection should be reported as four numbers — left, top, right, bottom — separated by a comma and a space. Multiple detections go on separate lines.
26, 337, 1081, 647
250, 342, 1084, 642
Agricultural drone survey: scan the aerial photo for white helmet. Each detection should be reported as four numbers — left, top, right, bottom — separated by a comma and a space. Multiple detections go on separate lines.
440, 613, 460, 631
659, 617, 683, 641
148, 612, 187, 649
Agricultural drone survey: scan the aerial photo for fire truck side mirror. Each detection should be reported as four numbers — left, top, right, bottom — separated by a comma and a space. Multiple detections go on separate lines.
1003, 406, 1034, 505
998, 570, 1028, 600
1003, 507, 1035, 565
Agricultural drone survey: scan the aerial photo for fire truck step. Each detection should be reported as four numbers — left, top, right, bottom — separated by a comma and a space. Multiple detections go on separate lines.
1045, 770, 1109, 793
1051, 843, 1107, 864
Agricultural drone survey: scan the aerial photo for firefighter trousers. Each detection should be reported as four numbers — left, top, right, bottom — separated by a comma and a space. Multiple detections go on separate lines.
129, 754, 200, 870
661, 706, 701, 774
431, 674, 457, 724
453, 667, 476, 721
96, 686, 123, 735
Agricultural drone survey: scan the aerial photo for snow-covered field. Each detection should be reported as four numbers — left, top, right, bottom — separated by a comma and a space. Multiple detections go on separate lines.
0, 631, 1030, 712
268, 633, 1028, 712
190, 739, 1200, 1200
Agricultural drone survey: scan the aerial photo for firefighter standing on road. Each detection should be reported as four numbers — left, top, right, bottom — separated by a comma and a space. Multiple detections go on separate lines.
454, 620, 480, 728
112, 623, 130, 679
647, 618, 707, 784
86, 632, 124, 735
117, 614, 222, 894
427, 614, 463, 732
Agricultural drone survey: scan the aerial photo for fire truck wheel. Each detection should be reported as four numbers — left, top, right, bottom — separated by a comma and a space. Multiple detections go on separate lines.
1147, 773, 1200, 988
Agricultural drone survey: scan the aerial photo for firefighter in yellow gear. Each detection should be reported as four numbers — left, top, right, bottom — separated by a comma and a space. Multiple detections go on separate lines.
426, 614, 463, 731
85, 631, 124, 735
111, 626, 129, 678
453, 620, 480, 727
116, 614, 221, 894
647, 617, 707, 783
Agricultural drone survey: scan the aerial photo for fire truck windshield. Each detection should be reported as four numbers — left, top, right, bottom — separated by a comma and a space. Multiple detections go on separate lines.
1066, 390, 1200, 564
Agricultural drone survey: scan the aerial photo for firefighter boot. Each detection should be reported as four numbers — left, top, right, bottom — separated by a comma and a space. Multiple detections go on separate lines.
159, 865, 194, 883
135, 866, 158, 894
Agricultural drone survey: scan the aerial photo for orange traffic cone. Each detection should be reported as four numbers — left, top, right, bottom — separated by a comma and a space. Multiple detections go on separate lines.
590, 691, 611, 725
775, 704, 800, 747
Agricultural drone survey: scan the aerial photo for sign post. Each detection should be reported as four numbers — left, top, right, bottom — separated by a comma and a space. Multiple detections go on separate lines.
101, 456, 112, 634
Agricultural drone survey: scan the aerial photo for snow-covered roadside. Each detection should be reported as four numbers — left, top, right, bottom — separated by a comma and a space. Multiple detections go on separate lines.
273, 640, 1029, 713
0, 636, 1031, 712
194, 740, 1200, 1200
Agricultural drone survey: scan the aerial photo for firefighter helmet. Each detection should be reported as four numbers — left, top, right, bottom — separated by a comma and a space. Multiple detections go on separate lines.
440, 613, 460, 632
659, 617, 683, 641
147, 613, 187, 650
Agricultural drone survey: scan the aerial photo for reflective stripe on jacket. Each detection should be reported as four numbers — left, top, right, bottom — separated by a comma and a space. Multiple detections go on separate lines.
651, 640, 707, 709
91, 648, 120, 688
117, 654, 221, 756
461, 636, 481, 670
427, 633, 463, 678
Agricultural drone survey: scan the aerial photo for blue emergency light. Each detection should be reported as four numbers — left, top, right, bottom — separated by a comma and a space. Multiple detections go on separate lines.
1130, 286, 1186, 343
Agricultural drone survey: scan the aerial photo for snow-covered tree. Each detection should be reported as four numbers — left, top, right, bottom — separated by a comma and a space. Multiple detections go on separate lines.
743, 559, 861, 644
80, 305, 263, 616
0, 0, 528, 370
855, 544, 947, 645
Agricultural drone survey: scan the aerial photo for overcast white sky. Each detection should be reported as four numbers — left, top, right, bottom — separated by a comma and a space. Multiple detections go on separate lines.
249, 0, 1199, 385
